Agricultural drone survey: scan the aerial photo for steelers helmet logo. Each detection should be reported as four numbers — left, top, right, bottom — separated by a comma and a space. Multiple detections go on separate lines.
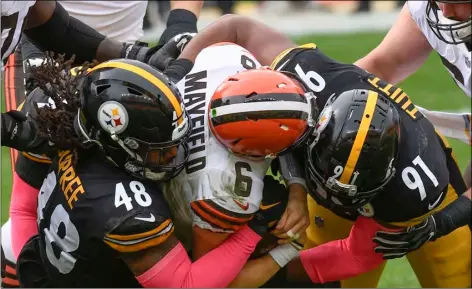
358, 203, 375, 217
315, 105, 333, 135
97, 101, 129, 134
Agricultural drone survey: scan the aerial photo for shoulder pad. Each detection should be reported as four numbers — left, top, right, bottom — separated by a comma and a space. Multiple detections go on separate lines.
270, 43, 317, 71
98, 179, 175, 253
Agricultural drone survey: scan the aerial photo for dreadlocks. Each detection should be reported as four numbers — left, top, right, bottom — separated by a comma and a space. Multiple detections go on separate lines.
29, 52, 97, 150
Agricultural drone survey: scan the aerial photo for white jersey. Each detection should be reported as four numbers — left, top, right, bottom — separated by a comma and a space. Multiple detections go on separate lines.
59, 1, 147, 43
1, 0, 35, 64
408, 1, 471, 97
164, 44, 272, 234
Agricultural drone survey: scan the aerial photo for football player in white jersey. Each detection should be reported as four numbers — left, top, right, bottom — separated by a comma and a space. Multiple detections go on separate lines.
353, 0, 472, 271
163, 42, 314, 287
1, 1, 202, 287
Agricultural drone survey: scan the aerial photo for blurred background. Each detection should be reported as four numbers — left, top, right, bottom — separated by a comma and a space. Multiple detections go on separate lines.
141, 0, 408, 41
1, 1, 469, 288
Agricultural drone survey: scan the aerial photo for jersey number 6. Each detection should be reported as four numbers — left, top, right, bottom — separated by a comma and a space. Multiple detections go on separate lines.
235, 161, 253, 197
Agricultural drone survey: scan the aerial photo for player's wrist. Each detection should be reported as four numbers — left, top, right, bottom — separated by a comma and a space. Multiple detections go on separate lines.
121, 43, 149, 63
288, 184, 308, 201
164, 58, 194, 83
269, 242, 301, 268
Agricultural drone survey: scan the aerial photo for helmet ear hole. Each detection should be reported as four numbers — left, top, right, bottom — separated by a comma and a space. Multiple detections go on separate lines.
96, 84, 111, 95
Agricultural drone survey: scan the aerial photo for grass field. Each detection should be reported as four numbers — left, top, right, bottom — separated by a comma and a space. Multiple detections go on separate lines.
1, 31, 470, 288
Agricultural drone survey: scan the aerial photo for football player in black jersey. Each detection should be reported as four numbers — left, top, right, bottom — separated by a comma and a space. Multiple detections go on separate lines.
15, 55, 274, 288
163, 14, 471, 288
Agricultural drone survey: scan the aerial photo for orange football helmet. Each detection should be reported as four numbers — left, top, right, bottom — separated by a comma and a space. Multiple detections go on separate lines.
208, 68, 317, 159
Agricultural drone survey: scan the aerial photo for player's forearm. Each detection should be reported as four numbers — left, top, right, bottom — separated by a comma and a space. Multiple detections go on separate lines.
135, 227, 262, 288
179, 15, 295, 66
279, 152, 308, 190
300, 217, 392, 283
170, 0, 204, 18
192, 227, 231, 260
433, 193, 471, 236
354, 5, 432, 84
228, 255, 280, 288
300, 239, 380, 283
24, 2, 127, 65
9, 173, 40, 258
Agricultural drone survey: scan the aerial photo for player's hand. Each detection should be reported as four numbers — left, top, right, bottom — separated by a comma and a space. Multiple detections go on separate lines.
373, 215, 438, 259
148, 33, 195, 72
1, 111, 44, 152
121, 33, 194, 73
272, 184, 310, 244
156, 9, 198, 48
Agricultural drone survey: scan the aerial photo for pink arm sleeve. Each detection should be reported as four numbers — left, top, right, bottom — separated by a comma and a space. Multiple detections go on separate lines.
300, 216, 400, 283
136, 226, 261, 288
9, 173, 39, 258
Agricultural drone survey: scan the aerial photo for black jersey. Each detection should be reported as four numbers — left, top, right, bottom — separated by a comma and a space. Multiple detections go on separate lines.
36, 150, 174, 287
274, 44, 466, 224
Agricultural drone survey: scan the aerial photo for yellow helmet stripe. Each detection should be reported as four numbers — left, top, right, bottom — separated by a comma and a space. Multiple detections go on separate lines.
339, 91, 378, 184
90, 61, 183, 124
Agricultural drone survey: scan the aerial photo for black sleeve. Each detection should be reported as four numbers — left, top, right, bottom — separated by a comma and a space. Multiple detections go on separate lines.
23, 2, 108, 64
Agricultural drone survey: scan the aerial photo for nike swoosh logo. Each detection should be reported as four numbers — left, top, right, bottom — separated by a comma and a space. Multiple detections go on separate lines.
259, 201, 281, 210
428, 191, 444, 210
234, 199, 249, 211
134, 214, 156, 222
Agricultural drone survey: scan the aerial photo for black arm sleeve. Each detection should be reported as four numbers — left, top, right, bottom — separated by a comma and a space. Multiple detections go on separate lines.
434, 194, 471, 237
23, 2, 109, 64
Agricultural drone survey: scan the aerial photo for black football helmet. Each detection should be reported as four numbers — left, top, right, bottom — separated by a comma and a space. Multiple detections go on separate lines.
426, 0, 471, 45
306, 89, 400, 211
75, 59, 191, 181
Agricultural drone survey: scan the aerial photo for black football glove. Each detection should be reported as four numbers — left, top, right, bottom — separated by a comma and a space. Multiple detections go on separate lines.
121, 32, 195, 72
373, 194, 471, 260
373, 215, 438, 259
1, 111, 46, 153
157, 9, 198, 48
150, 32, 195, 71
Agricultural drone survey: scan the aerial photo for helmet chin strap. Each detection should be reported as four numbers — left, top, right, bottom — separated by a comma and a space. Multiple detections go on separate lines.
74, 109, 103, 149
109, 131, 145, 164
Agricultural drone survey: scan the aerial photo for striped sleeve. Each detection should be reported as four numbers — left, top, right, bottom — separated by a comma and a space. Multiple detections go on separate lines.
190, 199, 254, 232
104, 219, 174, 253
